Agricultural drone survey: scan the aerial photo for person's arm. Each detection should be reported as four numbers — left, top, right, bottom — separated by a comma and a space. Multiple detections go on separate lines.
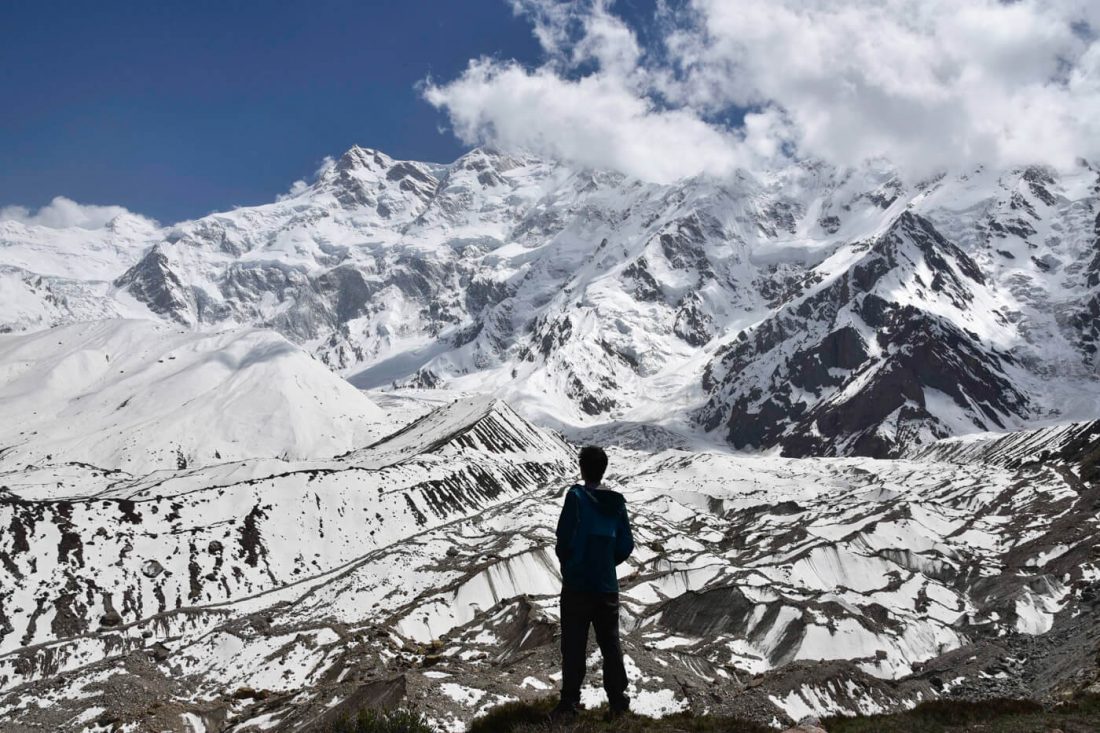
555, 489, 579, 564
614, 505, 634, 565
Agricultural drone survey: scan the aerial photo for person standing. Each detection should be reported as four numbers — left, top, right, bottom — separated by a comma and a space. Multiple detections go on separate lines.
550, 446, 634, 722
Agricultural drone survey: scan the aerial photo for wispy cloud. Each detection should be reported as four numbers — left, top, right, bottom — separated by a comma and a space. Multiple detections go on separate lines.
424, 0, 1100, 180
276, 156, 336, 201
0, 196, 158, 230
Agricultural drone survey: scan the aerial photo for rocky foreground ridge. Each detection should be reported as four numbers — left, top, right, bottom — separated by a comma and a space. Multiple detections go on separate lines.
1, 352, 1098, 730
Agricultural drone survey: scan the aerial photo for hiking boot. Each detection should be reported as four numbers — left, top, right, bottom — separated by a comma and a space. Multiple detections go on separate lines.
548, 701, 579, 724
605, 700, 630, 721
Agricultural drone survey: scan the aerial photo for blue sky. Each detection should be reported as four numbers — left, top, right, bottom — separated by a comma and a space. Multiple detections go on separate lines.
4, 2, 1094, 225
0, 1, 545, 222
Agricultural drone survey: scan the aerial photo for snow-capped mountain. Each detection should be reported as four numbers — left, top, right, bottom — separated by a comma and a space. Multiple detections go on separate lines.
0, 212, 159, 328
3, 146, 1100, 456
3, 143, 1100, 731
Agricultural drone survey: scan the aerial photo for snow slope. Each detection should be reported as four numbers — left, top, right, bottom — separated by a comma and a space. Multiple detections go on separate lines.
912, 419, 1100, 467
0, 320, 390, 472
1, 395, 1098, 730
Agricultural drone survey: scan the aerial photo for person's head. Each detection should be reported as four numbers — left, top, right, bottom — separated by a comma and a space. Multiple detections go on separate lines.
579, 445, 608, 485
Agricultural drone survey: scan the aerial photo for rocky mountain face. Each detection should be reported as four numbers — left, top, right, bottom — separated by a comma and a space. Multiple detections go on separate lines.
1, 382, 1097, 731
3, 147, 1100, 456
697, 211, 1030, 457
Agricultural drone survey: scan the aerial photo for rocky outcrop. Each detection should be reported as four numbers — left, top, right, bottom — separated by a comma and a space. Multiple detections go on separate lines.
114, 246, 195, 324
699, 212, 1028, 457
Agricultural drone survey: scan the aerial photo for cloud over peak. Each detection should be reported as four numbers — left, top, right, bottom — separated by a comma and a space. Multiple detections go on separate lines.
0, 196, 158, 230
424, 0, 1100, 181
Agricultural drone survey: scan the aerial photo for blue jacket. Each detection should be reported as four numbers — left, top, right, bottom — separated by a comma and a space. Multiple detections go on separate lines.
555, 483, 634, 593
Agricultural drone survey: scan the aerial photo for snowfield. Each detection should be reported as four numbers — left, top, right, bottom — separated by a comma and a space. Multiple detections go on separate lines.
0, 320, 391, 473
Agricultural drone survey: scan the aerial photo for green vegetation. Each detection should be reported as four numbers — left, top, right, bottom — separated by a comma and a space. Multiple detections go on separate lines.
466, 694, 1100, 733
324, 707, 435, 733
466, 697, 771, 733
823, 694, 1100, 732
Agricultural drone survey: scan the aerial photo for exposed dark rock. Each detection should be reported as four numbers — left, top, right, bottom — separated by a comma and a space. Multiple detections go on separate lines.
1024, 166, 1057, 207
761, 201, 801, 235
239, 504, 268, 568
141, 559, 164, 578
114, 246, 194, 324
988, 215, 1037, 240
149, 642, 171, 662
315, 265, 378, 323
698, 212, 1022, 457
536, 316, 573, 358
818, 215, 841, 234
622, 257, 662, 302
660, 214, 717, 280
55, 502, 83, 567
786, 326, 869, 393
673, 294, 714, 346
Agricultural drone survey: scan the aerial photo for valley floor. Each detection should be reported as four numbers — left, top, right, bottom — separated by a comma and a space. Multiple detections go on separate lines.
1, 391, 1098, 731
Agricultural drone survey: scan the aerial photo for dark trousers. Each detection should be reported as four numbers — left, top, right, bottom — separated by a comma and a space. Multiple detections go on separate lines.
559, 588, 629, 709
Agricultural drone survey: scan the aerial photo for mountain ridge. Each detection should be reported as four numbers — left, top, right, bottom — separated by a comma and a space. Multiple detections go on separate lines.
3, 146, 1100, 456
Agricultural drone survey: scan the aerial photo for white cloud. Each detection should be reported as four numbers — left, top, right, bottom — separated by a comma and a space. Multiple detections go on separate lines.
425, 0, 1100, 180
571, 0, 642, 78
277, 156, 336, 201
277, 180, 311, 201
424, 60, 755, 182
0, 196, 157, 230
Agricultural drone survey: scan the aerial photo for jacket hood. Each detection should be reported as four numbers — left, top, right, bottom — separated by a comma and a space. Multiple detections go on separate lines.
579, 485, 626, 516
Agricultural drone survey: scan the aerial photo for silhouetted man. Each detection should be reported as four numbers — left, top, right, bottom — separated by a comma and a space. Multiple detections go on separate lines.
550, 445, 634, 722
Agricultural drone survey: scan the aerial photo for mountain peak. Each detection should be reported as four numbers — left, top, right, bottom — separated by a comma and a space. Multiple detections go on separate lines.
334, 145, 393, 174
451, 146, 528, 174
307, 146, 438, 213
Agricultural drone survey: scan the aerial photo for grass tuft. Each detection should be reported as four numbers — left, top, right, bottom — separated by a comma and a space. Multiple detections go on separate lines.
323, 707, 435, 733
